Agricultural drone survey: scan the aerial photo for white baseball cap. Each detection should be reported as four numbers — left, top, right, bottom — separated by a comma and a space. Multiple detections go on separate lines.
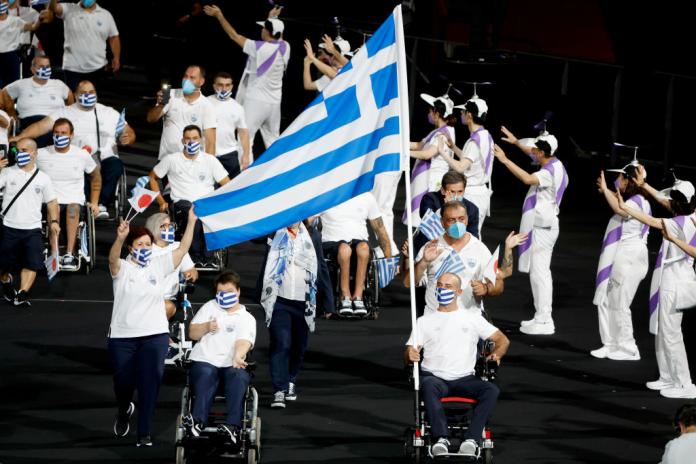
454, 97, 488, 118
256, 18, 285, 35
534, 133, 558, 156
606, 160, 644, 177
319, 37, 353, 57
420, 93, 454, 118
664, 179, 696, 202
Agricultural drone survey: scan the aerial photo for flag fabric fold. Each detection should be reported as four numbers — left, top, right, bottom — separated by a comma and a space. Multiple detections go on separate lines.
374, 256, 400, 288
418, 208, 445, 240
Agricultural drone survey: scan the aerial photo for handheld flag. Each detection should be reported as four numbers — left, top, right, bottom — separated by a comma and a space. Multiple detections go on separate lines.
126, 187, 159, 222
115, 109, 126, 138
483, 245, 499, 285
434, 249, 466, 279
194, 6, 409, 250
374, 256, 400, 288
418, 209, 445, 240
131, 176, 150, 196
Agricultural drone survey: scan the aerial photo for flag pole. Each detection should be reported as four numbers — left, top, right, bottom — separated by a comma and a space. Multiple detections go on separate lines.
394, 5, 421, 431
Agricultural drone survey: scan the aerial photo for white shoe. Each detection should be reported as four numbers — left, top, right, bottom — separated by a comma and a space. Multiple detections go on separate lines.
96, 204, 109, 220
660, 384, 696, 399
458, 439, 478, 457
646, 379, 674, 391
353, 299, 367, 316
339, 299, 353, 315
590, 346, 610, 359
520, 320, 555, 335
607, 349, 640, 361
430, 437, 450, 457
520, 318, 536, 327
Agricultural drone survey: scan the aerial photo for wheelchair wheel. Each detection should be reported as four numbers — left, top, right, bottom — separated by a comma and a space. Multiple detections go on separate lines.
402, 428, 422, 464
116, 169, 127, 220
175, 445, 187, 464
483, 448, 493, 464
84, 206, 96, 274
247, 416, 261, 463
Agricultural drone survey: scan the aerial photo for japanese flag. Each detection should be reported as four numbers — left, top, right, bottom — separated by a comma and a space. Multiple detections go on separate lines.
483, 245, 499, 285
128, 187, 159, 214
45, 253, 59, 282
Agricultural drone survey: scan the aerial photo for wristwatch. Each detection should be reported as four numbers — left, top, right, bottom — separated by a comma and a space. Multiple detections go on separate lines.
51, 220, 59, 224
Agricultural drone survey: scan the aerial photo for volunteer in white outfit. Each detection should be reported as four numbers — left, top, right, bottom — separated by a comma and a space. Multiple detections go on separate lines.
494, 129, 569, 335
660, 403, 696, 464
440, 97, 494, 236
409, 201, 499, 315
302, 35, 352, 93
48, 0, 120, 90
0, 138, 59, 307
1, 55, 73, 146
204, 4, 289, 156
320, 192, 393, 316
144, 213, 198, 320
405, 272, 510, 458
405, 93, 456, 227
147, 64, 217, 160
618, 173, 696, 399
13, 81, 136, 218
184, 271, 255, 444
590, 164, 650, 361
150, 125, 230, 264
107, 208, 197, 447
207, 71, 250, 178
0, 0, 46, 87
36, 117, 101, 270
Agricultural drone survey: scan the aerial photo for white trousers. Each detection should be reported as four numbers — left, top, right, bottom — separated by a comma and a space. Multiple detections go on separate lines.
597, 243, 648, 353
372, 170, 402, 253
656, 288, 693, 387
529, 226, 559, 322
244, 97, 281, 154
464, 185, 490, 237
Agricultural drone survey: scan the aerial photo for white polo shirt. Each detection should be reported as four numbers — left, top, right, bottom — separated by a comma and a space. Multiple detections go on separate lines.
5, 78, 70, 119
0, 165, 56, 230
58, 3, 119, 73
109, 254, 174, 338
660, 433, 696, 464
241, 39, 290, 104
151, 241, 195, 299
320, 192, 382, 243
0, 15, 25, 53
406, 308, 497, 381
207, 95, 247, 156
49, 103, 123, 161
158, 90, 217, 159
415, 234, 492, 314
190, 302, 256, 368
37, 145, 97, 205
461, 129, 492, 186
152, 151, 228, 203
0, 110, 9, 147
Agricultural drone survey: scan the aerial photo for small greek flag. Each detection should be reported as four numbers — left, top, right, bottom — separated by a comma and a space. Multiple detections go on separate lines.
418, 209, 444, 240
131, 175, 150, 196
374, 256, 399, 288
115, 109, 126, 138
434, 249, 466, 279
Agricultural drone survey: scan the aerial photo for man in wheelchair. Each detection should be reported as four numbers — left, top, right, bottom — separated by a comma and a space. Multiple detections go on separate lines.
405, 272, 510, 459
184, 271, 256, 447
320, 191, 393, 316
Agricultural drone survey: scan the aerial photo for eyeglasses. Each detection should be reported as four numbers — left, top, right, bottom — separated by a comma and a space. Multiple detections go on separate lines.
160, 223, 176, 231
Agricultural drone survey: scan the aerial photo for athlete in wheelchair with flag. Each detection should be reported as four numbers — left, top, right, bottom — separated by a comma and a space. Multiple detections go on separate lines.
404, 272, 510, 462
175, 271, 261, 463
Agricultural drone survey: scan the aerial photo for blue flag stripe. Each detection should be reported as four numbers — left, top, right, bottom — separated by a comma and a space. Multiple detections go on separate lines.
366, 11, 396, 58
203, 156, 400, 250
195, 116, 400, 217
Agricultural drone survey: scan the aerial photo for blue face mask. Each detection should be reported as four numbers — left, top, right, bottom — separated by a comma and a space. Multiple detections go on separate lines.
81, 0, 96, 8
427, 112, 435, 125
447, 222, 467, 239
35, 66, 52, 80
436, 287, 456, 306
182, 79, 197, 95
160, 226, 175, 243
184, 141, 200, 156
131, 248, 152, 267
78, 93, 97, 108
53, 134, 71, 149
216, 291, 238, 310
0, 2, 9, 14
216, 89, 232, 100
16, 151, 32, 167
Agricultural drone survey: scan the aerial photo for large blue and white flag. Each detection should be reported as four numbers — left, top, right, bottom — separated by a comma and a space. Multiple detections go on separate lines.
194, 6, 410, 250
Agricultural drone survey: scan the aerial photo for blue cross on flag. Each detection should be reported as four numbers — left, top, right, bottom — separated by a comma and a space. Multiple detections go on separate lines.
194, 6, 410, 250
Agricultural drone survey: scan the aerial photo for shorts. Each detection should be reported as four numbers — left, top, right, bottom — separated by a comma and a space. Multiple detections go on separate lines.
322, 239, 369, 261
0, 226, 45, 272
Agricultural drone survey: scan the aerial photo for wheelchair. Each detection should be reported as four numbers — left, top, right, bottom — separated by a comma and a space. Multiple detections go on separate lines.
42, 203, 96, 274
165, 278, 198, 367
111, 167, 128, 221
324, 243, 382, 320
175, 362, 261, 464
403, 340, 498, 463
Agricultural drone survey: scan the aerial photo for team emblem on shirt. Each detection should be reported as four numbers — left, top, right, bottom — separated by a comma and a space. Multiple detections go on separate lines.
34, 186, 42, 194
191, 115, 199, 123
198, 172, 205, 181
467, 258, 477, 268
97, 21, 103, 27
148, 275, 157, 286
225, 324, 235, 333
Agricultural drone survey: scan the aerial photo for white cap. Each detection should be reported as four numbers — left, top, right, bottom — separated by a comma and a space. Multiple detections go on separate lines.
534, 133, 558, 156
606, 159, 644, 176
454, 97, 488, 118
256, 18, 285, 35
664, 179, 696, 202
319, 37, 353, 57
420, 93, 454, 118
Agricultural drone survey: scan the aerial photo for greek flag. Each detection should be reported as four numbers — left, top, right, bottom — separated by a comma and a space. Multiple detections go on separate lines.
115, 109, 126, 138
374, 256, 400, 289
131, 175, 149, 196
194, 6, 409, 250
418, 209, 445, 240
434, 249, 466, 279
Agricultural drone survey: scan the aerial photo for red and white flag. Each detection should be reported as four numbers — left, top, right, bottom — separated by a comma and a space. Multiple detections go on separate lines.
483, 245, 500, 284
126, 187, 159, 221
45, 252, 59, 282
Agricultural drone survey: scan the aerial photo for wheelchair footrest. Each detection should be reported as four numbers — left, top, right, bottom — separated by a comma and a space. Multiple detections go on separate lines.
432, 453, 479, 461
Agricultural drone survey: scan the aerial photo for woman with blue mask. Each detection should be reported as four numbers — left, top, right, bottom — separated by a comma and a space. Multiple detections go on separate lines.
184, 271, 256, 445
107, 208, 198, 447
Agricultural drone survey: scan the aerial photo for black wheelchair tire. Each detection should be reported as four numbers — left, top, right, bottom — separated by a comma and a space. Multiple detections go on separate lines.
175, 445, 187, 464
483, 448, 493, 464
116, 169, 127, 221
84, 206, 96, 274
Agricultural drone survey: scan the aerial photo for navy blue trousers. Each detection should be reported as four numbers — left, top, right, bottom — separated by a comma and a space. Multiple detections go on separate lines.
190, 361, 250, 426
269, 297, 309, 392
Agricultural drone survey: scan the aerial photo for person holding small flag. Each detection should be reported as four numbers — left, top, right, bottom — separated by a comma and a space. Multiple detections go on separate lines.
0, 137, 59, 307
107, 206, 198, 446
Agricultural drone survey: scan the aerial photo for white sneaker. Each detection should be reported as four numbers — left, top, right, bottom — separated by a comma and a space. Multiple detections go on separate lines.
520, 320, 555, 335
339, 299, 353, 315
271, 391, 286, 408
458, 439, 478, 457
96, 204, 109, 220
646, 379, 674, 391
60, 254, 78, 270
590, 346, 610, 359
286, 382, 297, 401
607, 349, 640, 361
660, 384, 696, 399
353, 299, 367, 316
430, 437, 450, 457
520, 318, 536, 327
